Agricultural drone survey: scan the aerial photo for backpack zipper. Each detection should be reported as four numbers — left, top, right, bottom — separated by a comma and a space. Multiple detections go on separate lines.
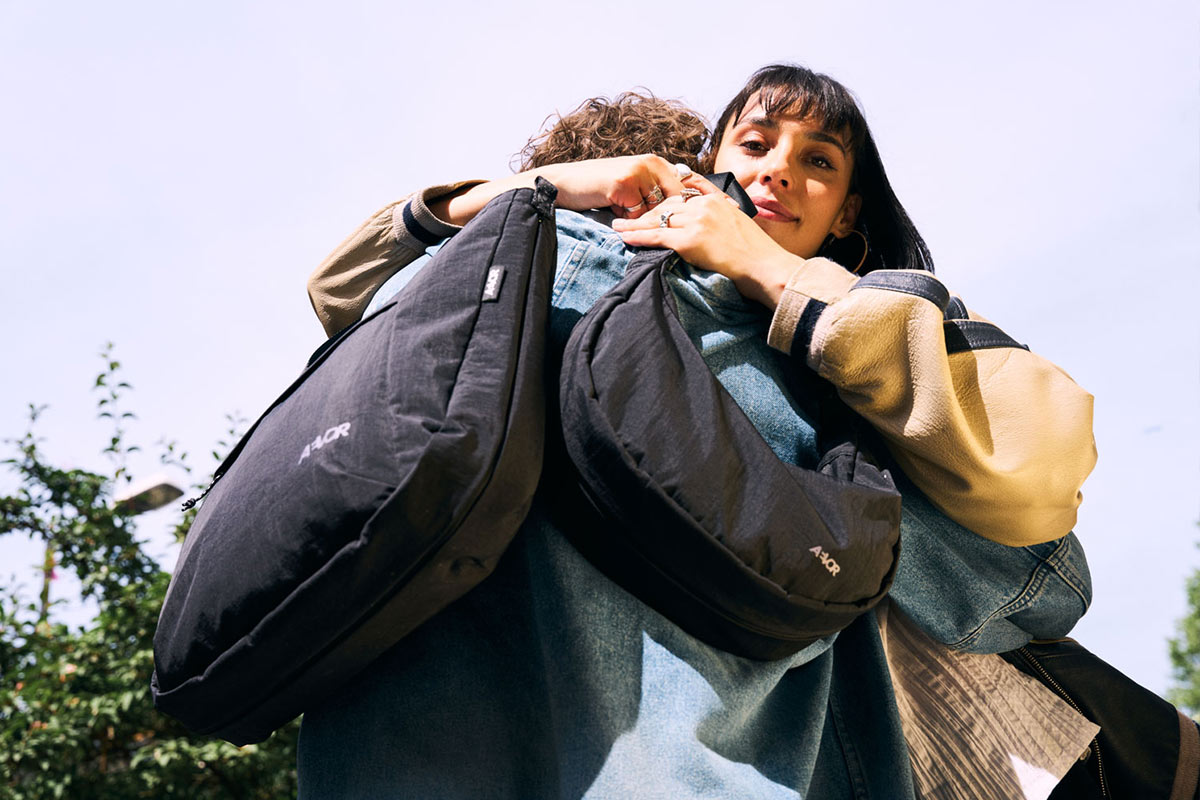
1014, 645, 1108, 798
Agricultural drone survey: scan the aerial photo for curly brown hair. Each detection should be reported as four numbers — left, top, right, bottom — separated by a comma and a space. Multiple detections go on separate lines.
515, 92, 708, 172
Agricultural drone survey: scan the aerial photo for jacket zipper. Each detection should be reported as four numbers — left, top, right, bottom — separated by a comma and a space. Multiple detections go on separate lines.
1015, 646, 1108, 798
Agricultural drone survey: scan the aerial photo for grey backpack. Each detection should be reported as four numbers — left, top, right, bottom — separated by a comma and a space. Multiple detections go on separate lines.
152, 179, 558, 745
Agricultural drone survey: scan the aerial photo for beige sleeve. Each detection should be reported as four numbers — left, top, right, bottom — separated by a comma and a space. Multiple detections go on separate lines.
307, 180, 487, 336
769, 261, 1097, 547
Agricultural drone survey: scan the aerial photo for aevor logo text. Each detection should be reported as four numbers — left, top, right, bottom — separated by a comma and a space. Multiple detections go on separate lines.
298, 422, 352, 464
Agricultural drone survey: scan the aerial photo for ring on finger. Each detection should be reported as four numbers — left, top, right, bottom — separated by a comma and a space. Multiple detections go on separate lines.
646, 185, 665, 205
674, 163, 694, 181
680, 188, 702, 202
659, 211, 675, 228
623, 199, 647, 213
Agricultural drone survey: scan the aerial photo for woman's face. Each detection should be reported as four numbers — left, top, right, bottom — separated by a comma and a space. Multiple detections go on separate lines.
713, 98, 861, 258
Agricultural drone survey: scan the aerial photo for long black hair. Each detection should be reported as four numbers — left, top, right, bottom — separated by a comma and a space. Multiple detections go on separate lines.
700, 64, 934, 274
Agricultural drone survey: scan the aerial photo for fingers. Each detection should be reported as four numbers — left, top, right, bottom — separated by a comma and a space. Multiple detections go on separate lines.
613, 196, 685, 229
613, 156, 689, 219
611, 189, 746, 255
612, 218, 677, 250
683, 172, 722, 194
611, 196, 691, 251
684, 174, 744, 209
652, 157, 687, 198
624, 180, 710, 217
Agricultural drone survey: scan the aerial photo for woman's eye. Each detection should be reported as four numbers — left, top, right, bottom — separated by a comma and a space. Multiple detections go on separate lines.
739, 140, 767, 153
810, 155, 834, 170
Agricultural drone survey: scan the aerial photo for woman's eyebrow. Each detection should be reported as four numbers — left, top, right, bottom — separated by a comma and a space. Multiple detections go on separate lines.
738, 114, 779, 131
737, 115, 848, 155
806, 131, 848, 155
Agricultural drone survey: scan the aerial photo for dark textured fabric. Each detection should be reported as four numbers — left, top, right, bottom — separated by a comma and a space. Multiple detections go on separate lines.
152, 181, 559, 744
703, 172, 758, 217
557, 250, 902, 660
852, 269, 950, 310
943, 318, 1028, 354
943, 295, 969, 321
788, 297, 828, 361
1001, 638, 1199, 799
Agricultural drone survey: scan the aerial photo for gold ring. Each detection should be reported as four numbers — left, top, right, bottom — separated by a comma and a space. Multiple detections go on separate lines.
659, 211, 675, 228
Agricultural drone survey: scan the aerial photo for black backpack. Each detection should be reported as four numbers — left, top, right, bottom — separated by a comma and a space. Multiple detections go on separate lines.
151, 179, 559, 745
556, 249, 902, 660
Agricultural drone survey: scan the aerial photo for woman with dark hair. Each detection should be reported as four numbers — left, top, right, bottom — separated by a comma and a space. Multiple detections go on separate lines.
298, 66, 1099, 798
693, 63, 932, 276
313, 64, 1091, 547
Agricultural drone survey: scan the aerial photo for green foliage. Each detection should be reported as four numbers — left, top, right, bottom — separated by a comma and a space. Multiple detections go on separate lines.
0, 347, 297, 799
1169, 543, 1200, 718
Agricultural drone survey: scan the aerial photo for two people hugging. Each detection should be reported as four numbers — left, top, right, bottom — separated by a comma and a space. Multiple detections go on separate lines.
296, 65, 1172, 800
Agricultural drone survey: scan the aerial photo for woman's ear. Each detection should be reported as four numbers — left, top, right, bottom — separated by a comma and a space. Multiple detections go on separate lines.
832, 194, 862, 238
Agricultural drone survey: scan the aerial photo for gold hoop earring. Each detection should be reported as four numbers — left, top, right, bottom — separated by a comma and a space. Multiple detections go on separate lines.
818, 230, 870, 274
845, 229, 869, 274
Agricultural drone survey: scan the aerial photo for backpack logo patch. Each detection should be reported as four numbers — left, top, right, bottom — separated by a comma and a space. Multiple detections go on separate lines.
481, 267, 505, 302
298, 422, 352, 464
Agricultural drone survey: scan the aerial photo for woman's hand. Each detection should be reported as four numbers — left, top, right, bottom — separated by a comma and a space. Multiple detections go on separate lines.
612, 178, 804, 309
534, 155, 690, 218
429, 155, 692, 228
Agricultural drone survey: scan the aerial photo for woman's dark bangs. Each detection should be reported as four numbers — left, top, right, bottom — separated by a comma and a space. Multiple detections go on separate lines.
752, 77, 865, 151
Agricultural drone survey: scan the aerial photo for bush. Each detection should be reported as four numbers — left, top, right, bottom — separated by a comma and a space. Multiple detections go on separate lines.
0, 347, 297, 799
1169, 541, 1200, 719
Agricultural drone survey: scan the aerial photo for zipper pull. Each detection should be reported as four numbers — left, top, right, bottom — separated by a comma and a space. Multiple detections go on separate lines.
181, 469, 225, 511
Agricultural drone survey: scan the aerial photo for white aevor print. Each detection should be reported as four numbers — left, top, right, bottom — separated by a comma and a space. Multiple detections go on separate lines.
298, 422, 352, 464
809, 545, 841, 577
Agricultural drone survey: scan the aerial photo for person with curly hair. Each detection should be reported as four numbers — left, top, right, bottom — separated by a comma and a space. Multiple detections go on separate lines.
516, 91, 708, 173
297, 67, 1108, 799
310, 91, 711, 325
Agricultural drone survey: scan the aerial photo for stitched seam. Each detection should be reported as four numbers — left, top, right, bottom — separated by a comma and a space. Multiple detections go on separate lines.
1025, 537, 1090, 607
1037, 538, 1091, 609
551, 241, 588, 303
953, 540, 1065, 650
943, 320, 1026, 354
952, 537, 1090, 651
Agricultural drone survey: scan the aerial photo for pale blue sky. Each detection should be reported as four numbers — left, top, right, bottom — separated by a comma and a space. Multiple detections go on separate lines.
2, 0, 1197, 695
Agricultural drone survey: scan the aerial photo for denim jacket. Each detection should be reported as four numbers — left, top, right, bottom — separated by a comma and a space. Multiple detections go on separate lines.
297, 210, 1091, 799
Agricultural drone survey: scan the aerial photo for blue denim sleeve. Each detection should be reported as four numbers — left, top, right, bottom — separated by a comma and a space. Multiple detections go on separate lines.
888, 484, 1092, 654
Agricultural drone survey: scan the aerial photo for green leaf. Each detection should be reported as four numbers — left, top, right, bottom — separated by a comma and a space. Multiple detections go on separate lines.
1, 343, 298, 796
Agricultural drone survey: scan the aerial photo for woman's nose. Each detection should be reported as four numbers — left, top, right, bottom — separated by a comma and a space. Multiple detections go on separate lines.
759, 154, 791, 189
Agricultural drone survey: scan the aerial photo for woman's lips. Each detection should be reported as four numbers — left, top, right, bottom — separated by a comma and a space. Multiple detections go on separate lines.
751, 198, 797, 222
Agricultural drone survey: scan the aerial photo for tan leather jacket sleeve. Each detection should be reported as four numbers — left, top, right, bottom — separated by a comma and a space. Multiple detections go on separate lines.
768, 258, 1097, 546
308, 180, 485, 336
